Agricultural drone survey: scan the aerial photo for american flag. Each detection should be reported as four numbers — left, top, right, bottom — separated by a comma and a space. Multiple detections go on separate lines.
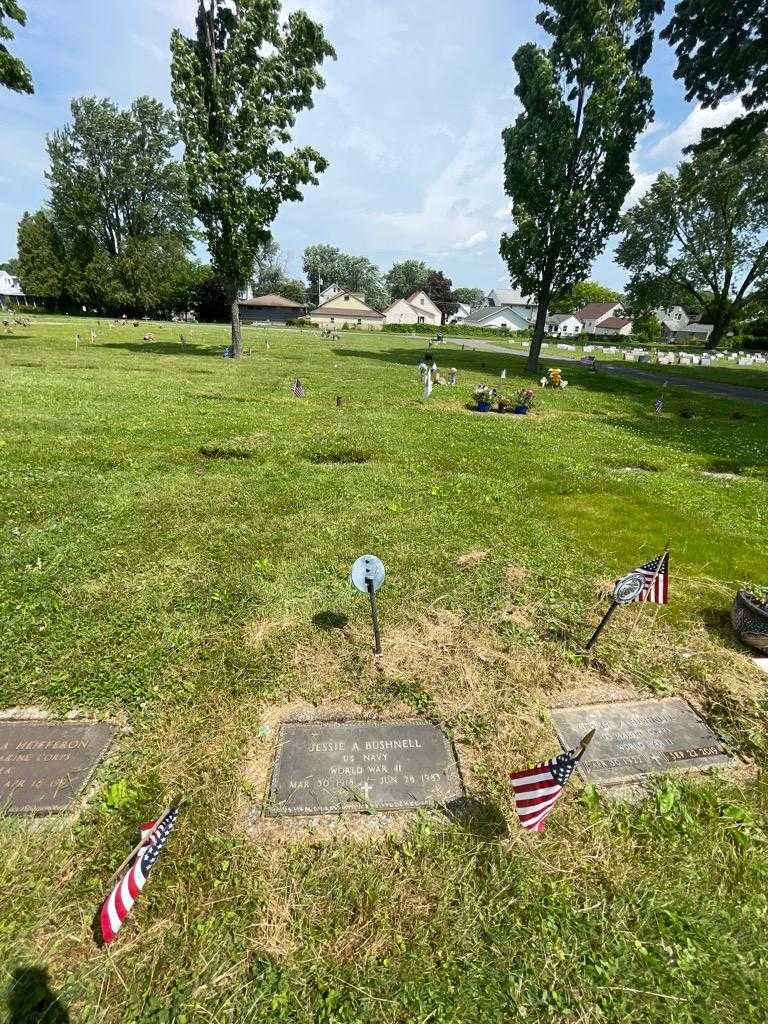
100, 806, 179, 945
292, 378, 305, 398
627, 550, 669, 604
511, 748, 584, 831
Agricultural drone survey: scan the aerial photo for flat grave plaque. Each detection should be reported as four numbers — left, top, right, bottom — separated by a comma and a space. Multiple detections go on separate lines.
267, 719, 464, 816
0, 720, 115, 815
551, 697, 734, 786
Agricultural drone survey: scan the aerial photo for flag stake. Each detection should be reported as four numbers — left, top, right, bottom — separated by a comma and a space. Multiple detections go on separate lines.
584, 600, 618, 652
367, 577, 382, 656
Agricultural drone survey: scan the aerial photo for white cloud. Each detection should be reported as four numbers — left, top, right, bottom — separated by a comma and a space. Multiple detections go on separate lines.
342, 125, 388, 164
454, 229, 488, 250
647, 97, 744, 163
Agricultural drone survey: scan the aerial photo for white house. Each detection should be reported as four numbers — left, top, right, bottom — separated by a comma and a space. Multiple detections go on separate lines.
308, 291, 385, 331
383, 290, 441, 326
574, 302, 626, 333
462, 305, 532, 331
593, 316, 633, 337
654, 305, 688, 327
0, 270, 24, 302
486, 288, 537, 323
545, 313, 582, 337
447, 302, 471, 324
663, 322, 714, 344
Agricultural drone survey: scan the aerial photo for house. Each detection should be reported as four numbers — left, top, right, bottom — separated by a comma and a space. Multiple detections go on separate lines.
663, 322, 714, 344
384, 290, 441, 326
545, 313, 582, 337
654, 305, 688, 327
318, 283, 341, 306
461, 305, 532, 331
0, 270, 24, 303
447, 302, 471, 324
238, 293, 307, 324
486, 288, 537, 323
574, 302, 625, 333
593, 317, 633, 337
308, 290, 385, 331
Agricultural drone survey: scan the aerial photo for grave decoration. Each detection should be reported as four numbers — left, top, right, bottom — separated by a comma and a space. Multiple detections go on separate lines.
99, 803, 182, 945
552, 698, 733, 786
585, 549, 669, 652
731, 588, 768, 653
350, 554, 385, 655
473, 384, 496, 412
266, 719, 464, 816
540, 367, 568, 389
511, 729, 595, 831
0, 720, 115, 816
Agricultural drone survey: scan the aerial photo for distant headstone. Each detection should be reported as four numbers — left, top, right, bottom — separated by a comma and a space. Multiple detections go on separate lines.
551, 698, 733, 786
266, 719, 464, 816
0, 720, 115, 815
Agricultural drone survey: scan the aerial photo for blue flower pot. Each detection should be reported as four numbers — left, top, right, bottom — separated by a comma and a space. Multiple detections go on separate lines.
513, 405, 529, 415
476, 401, 492, 412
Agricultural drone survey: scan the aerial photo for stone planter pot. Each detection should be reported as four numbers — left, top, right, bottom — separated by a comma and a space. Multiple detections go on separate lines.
731, 590, 768, 652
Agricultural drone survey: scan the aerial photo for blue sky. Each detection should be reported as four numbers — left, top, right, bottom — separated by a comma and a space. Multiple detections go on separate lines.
0, 0, 745, 292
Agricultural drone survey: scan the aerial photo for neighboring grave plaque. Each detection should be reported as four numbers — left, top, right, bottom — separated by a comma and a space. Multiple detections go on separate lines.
0, 720, 115, 815
551, 698, 733, 786
267, 719, 464, 816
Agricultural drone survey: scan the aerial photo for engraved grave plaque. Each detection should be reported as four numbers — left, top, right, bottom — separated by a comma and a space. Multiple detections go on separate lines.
552, 698, 733, 786
0, 720, 115, 815
267, 719, 464, 816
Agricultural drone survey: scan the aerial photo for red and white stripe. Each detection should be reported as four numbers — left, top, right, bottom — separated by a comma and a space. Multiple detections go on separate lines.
639, 552, 669, 604
510, 760, 566, 832
100, 819, 158, 945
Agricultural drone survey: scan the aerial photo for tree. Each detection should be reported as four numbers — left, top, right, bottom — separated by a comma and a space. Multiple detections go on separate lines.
0, 1, 32, 93
0, 258, 19, 275
661, 1, 768, 157
385, 259, 433, 300
16, 210, 65, 300
549, 280, 621, 313
249, 238, 285, 295
302, 245, 389, 309
171, 0, 335, 356
425, 270, 458, 324
275, 278, 308, 305
617, 142, 768, 348
193, 271, 230, 322
47, 97, 191, 261
631, 311, 662, 343
500, 0, 661, 371
451, 287, 486, 310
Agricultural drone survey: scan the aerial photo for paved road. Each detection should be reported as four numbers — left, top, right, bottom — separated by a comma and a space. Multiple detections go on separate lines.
447, 337, 768, 406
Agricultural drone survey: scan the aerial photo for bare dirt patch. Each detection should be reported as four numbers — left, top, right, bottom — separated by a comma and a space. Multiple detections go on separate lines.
457, 550, 489, 568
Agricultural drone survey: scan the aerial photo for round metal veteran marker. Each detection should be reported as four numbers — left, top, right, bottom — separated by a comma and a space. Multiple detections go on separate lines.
350, 555, 385, 655
613, 571, 646, 605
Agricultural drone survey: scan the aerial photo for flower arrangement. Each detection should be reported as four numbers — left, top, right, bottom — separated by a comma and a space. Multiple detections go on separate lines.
540, 367, 568, 389
516, 388, 535, 410
473, 383, 496, 408
496, 394, 514, 412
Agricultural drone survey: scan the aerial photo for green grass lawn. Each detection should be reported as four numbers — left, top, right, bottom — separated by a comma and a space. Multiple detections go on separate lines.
2, 317, 768, 1023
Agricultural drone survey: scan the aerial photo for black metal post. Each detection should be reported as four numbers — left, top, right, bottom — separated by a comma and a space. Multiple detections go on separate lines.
585, 601, 619, 652
366, 577, 382, 655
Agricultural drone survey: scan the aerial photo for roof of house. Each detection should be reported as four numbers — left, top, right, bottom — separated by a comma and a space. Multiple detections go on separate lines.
546, 313, 579, 324
239, 293, 305, 308
489, 288, 536, 306
464, 305, 531, 327
311, 305, 384, 319
596, 317, 632, 330
669, 322, 713, 333
575, 302, 621, 320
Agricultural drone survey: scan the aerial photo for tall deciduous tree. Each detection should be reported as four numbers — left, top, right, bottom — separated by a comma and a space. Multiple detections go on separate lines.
549, 280, 621, 314
16, 210, 65, 299
425, 270, 458, 324
617, 143, 768, 348
451, 287, 486, 310
47, 97, 191, 260
500, 0, 661, 371
385, 260, 433, 301
303, 245, 388, 309
172, 0, 335, 356
661, 0, 768, 157
0, 1, 32, 93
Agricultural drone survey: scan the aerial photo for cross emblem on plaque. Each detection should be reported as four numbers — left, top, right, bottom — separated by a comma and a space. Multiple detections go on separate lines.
357, 781, 373, 802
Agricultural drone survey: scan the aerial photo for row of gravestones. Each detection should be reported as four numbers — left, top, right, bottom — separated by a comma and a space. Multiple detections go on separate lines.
1, 697, 734, 819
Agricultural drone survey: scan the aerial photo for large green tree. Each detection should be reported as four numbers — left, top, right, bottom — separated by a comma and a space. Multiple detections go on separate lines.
451, 287, 486, 310
549, 280, 621, 314
385, 259, 433, 301
617, 143, 768, 348
16, 210, 65, 300
303, 244, 389, 310
425, 270, 458, 324
500, 0, 661, 371
171, 0, 335, 356
661, 0, 768, 157
47, 97, 191, 260
0, 1, 32, 93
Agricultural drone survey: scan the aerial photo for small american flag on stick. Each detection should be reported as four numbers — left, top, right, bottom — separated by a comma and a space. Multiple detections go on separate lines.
99, 805, 180, 945
292, 378, 306, 398
628, 550, 669, 605
511, 731, 594, 831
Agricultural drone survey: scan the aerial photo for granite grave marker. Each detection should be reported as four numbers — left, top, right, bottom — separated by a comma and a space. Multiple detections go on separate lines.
551, 697, 733, 786
0, 720, 115, 815
267, 719, 464, 816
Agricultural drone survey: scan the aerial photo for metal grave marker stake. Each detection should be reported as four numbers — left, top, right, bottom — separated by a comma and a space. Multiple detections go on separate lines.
350, 554, 385, 655
267, 719, 464, 816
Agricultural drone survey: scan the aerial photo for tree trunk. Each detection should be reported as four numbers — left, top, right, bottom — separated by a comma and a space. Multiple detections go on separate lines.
527, 284, 550, 372
230, 294, 243, 357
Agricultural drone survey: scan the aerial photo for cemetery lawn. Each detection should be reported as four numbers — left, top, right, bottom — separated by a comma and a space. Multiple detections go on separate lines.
2, 317, 768, 1024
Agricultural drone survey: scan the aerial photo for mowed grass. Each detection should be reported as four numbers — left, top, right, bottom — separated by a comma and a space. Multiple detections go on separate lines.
1, 317, 768, 1023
